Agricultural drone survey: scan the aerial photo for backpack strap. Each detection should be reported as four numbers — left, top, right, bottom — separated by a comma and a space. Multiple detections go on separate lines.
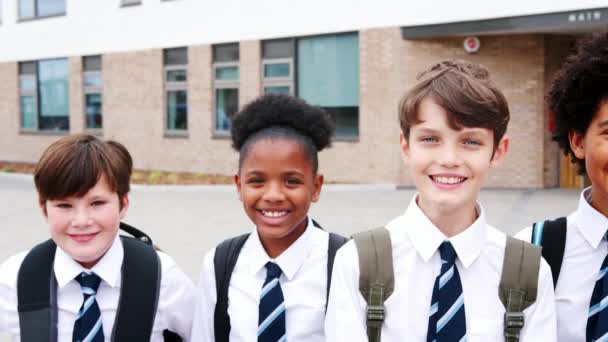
17, 223, 176, 342
17, 239, 58, 342
111, 236, 161, 341
326, 232, 349, 310
213, 233, 250, 342
352, 227, 394, 342
531, 217, 567, 287
499, 236, 541, 342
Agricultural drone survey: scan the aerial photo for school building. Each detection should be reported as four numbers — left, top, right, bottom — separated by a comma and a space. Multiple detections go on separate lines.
0, 1, 606, 188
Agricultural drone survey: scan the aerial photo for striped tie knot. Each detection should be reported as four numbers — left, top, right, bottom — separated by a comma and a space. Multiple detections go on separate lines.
439, 241, 458, 266
265, 262, 282, 280
76, 272, 101, 296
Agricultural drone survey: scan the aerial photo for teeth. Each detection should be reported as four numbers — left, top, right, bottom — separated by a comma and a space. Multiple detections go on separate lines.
261, 210, 288, 218
433, 176, 465, 185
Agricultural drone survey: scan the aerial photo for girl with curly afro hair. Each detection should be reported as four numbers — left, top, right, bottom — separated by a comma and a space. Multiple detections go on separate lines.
191, 93, 348, 342
516, 32, 608, 342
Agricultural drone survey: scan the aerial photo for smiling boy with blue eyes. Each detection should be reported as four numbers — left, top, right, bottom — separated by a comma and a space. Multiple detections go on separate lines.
326, 60, 557, 342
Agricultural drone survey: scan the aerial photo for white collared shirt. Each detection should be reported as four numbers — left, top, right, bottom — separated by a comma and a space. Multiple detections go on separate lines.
325, 196, 557, 342
191, 217, 330, 342
0, 234, 196, 342
516, 187, 608, 342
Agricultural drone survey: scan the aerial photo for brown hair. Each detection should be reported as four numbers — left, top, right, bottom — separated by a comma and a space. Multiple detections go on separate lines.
34, 134, 133, 209
399, 60, 510, 149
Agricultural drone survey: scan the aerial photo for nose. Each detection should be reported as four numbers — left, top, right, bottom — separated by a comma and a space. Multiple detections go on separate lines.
437, 143, 461, 168
262, 181, 286, 202
71, 207, 92, 228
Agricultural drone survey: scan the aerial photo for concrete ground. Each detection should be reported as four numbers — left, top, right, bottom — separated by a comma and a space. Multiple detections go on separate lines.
0, 172, 580, 340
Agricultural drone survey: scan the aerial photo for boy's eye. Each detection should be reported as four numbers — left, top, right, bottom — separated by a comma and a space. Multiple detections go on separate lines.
247, 177, 264, 184
56, 203, 72, 209
420, 136, 438, 143
463, 139, 481, 146
91, 200, 106, 206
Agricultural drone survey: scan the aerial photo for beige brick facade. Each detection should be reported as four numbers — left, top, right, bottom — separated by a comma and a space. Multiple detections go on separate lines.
0, 29, 580, 188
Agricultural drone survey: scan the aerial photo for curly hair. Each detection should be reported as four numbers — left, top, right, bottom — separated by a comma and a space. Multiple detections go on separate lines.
399, 59, 509, 150
230, 94, 335, 173
548, 33, 608, 175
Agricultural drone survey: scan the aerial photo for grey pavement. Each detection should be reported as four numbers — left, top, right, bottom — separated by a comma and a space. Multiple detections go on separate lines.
0, 172, 580, 341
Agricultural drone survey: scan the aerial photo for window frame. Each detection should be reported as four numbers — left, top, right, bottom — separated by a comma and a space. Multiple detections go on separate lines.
212, 47, 239, 137
262, 58, 294, 95
83, 56, 103, 133
164, 61, 188, 136
18, 0, 66, 21
19, 58, 70, 134
295, 32, 360, 140
19, 72, 39, 132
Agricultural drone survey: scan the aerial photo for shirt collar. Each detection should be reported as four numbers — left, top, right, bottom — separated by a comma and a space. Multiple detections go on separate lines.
404, 195, 487, 268
248, 216, 315, 281
575, 187, 608, 249
54, 234, 124, 289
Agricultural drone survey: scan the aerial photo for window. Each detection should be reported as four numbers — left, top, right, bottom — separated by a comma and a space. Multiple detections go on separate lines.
297, 33, 359, 138
164, 47, 188, 133
261, 33, 360, 138
262, 39, 294, 95
19, 58, 70, 132
83, 56, 102, 130
213, 43, 239, 135
19, 0, 65, 19
120, 0, 141, 7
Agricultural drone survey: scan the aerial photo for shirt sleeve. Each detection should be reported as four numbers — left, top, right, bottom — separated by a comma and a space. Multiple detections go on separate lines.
520, 258, 557, 342
324, 240, 369, 342
190, 248, 217, 342
156, 252, 197, 342
0, 252, 27, 339
514, 226, 533, 243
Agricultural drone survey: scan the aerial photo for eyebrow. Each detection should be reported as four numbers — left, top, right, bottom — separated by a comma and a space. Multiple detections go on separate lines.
597, 120, 608, 128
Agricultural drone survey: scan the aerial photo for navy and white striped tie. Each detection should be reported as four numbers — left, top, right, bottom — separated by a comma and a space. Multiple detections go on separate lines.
587, 233, 608, 342
427, 241, 467, 342
258, 262, 286, 342
72, 272, 104, 342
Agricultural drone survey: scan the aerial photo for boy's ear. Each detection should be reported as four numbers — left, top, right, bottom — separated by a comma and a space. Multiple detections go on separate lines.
311, 174, 324, 203
490, 134, 510, 168
399, 131, 410, 164
119, 193, 130, 219
234, 174, 243, 201
569, 130, 586, 160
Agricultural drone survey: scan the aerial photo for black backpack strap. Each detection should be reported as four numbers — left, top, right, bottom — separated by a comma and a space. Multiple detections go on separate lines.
213, 233, 250, 342
111, 236, 161, 341
326, 232, 349, 309
17, 239, 58, 342
531, 217, 567, 286
119, 222, 154, 245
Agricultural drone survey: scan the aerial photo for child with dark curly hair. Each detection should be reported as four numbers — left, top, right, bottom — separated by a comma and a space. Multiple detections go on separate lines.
516, 33, 608, 342
191, 94, 348, 342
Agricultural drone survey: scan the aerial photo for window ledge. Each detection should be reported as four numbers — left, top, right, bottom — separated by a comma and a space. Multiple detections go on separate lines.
164, 130, 189, 139
19, 129, 68, 136
212, 131, 231, 140
84, 129, 103, 137
18, 13, 66, 22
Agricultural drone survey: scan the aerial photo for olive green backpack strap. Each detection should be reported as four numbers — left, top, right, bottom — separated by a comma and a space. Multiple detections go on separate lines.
352, 227, 394, 342
499, 236, 541, 342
